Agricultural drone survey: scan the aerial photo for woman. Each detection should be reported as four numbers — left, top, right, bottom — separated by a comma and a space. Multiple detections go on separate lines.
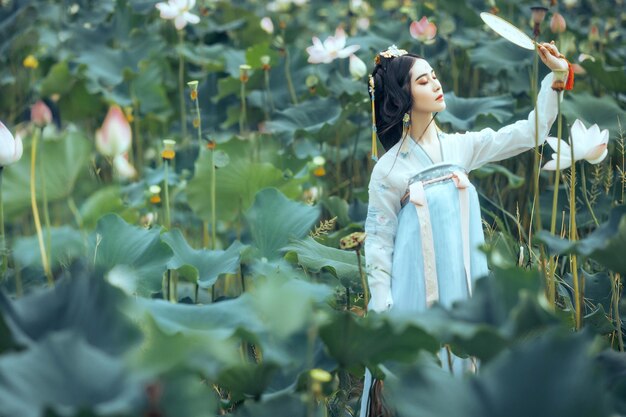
360, 42, 569, 416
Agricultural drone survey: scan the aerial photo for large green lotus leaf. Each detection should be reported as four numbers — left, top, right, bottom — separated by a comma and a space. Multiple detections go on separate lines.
12, 226, 85, 271
187, 149, 304, 223
40, 61, 73, 96
437, 94, 514, 131
161, 229, 243, 288
135, 293, 265, 341
130, 315, 239, 380
2, 131, 92, 219
265, 97, 342, 143
561, 92, 625, 139
92, 214, 173, 296
78, 185, 127, 229
244, 188, 320, 260
562, 270, 613, 315
321, 196, 351, 227
537, 205, 626, 274
0, 273, 141, 354
407, 267, 561, 362
319, 311, 439, 369
0, 332, 143, 417
151, 371, 217, 417
284, 236, 363, 288
386, 329, 613, 417
217, 362, 280, 401
468, 39, 533, 74
581, 60, 626, 93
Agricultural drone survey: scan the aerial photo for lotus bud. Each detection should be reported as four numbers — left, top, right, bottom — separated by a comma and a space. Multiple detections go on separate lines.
112, 153, 137, 180
30, 100, 53, 127
260, 17, 274, 34
349, 54, 367, 79
0, 122, 23, 167
550, 12, 566, 33
149, 185, 162, 204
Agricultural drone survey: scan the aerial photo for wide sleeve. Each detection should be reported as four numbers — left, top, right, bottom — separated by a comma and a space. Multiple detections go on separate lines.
462, 72, 564, 171
364, 169, 402, 312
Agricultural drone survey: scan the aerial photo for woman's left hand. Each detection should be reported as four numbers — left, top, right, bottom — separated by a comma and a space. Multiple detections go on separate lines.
537, 41, 569, 71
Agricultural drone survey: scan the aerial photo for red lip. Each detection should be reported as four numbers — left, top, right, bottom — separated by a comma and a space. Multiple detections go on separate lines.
435, 94, 444, 101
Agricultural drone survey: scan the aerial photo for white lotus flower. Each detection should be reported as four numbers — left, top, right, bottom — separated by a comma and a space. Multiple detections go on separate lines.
0, 122, 23, 167
349, 54, 367, 79
306, 27, 360, 64
155, 0, 200, 30
260, 17, 274, 34
542, 119, 609, 170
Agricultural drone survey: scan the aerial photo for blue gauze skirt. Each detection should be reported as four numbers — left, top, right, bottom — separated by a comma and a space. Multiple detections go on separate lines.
359, 163, 490, 417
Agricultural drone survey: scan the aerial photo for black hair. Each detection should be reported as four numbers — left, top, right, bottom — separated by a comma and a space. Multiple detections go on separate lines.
369, 53, 423, 151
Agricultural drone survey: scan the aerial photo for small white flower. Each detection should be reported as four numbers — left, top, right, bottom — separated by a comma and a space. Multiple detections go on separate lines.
349, 54, 367, 79
260, 17, 274, 34
306, 27, 360, 64
542, 119, 609, 170
0, 122, 23, 167
155, 0, 200, 30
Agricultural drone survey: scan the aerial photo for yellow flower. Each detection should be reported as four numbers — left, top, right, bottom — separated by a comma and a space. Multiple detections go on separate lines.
23, 55, 39, 69
309, 369, 332, 383
313, 166, 326, 177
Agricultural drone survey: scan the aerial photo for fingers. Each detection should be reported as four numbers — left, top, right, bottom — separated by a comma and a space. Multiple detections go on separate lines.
540, 41, 560, 57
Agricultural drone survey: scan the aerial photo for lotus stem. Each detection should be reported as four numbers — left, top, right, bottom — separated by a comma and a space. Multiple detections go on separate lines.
133, 99, 143, 176
356, 249, 368, 314
178, 30, 187, 143
210, 148, 216, 249
0, 167, 6, 279
284, 47, 298, 105
30, 129, 53, 286
39, 137, 52, 267
264, 68, 274, 113
580, 164, 600, 226
569, 140, 582, 330
239, 77, 247, 136
547, 97, 563, 307
612, 272, 624, 351
164, 160, 171, 229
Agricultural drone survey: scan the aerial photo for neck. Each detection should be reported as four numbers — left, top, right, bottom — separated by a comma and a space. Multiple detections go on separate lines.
408, 111, 438, 144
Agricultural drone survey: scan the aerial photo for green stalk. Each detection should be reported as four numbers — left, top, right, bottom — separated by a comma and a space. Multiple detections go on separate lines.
164, 160, 171, 229
528, 41, 541, 250
39, 134, 52, 267
612, 272, 624, 351
569, 146, 582, 330
580, 164, 600, 226
547, 96, 563, 307
284, 47, 298, 105
239, 78, 247, 136
356, 249, 368, 314
178, 30, 187, 143
30, 129, 53, 285
210, 149, 216, 249
264, 68, 274, 113
0, 167, 6, 279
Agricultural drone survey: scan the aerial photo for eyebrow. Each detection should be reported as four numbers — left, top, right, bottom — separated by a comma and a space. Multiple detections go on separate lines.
415, 70, 436, 80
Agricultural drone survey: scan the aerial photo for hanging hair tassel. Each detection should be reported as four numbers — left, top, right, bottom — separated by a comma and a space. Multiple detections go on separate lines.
565, 59, 575, 90
369, 75, 378, 161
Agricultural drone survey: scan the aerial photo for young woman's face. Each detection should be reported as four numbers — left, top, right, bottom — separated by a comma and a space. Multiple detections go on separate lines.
409, 58, 446, 114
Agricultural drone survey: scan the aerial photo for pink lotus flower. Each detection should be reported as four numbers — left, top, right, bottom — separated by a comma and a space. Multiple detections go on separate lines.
542, 119, 609, 170
95, 105, 132, 158
31, 100, 52, 127
550, 12, 567, 33
306, 27, 360, 64
410, 16, 437, 44
113, 153, 137, 180
155, 0, 200, 30
0, 121, 23, 167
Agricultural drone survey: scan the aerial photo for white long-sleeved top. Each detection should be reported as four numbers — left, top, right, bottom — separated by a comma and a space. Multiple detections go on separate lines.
364, 72, 563, 312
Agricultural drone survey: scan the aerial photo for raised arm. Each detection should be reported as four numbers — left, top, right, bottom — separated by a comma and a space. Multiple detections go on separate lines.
462, 42, 570, 171
364, 169, 402, 312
